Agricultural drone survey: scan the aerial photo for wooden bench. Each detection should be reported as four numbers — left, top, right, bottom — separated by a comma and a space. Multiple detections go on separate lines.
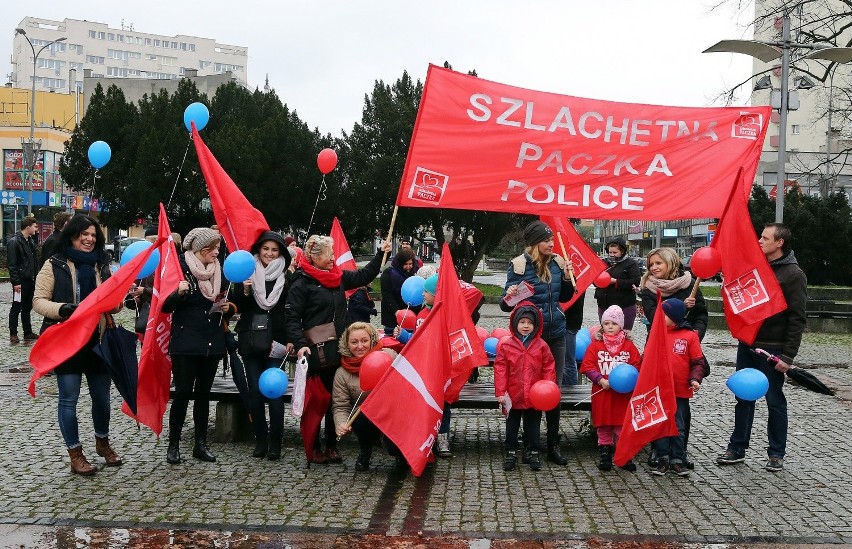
201, 375, 592, 442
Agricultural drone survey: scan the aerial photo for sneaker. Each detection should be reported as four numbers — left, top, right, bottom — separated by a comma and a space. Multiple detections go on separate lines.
765, 457, 784, 472
671, 463, 690, 477
651, 461, 669, 476
9, 335, 20, 345
435, 433, 452, 458
503, 452, 516, 472
716, 450, 745, 465
684, 453, 695, 470
528, 451, 542, 471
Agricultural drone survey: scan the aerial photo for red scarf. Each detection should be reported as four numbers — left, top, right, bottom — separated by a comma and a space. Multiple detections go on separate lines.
602, 331, 627, 355
300, 261, 343, 289
340, 342, 384, 375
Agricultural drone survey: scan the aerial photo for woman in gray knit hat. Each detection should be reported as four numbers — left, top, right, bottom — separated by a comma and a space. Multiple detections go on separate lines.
161, 227, 230, 465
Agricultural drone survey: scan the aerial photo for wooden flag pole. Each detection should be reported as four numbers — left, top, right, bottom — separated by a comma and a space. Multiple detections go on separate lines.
381, 205, 399, 269
555, 232, 577, 287
689, 278, 702, 300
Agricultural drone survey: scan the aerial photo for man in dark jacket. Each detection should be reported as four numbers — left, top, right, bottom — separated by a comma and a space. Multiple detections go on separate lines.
717, 223, 807, 473
39, 211, 71, 268
7, 216, 40, 343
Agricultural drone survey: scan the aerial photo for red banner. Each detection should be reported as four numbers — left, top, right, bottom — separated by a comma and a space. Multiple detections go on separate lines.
397, 65, 769, 220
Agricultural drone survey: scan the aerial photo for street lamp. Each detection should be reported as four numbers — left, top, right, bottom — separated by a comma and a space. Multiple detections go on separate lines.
15, 28, 66, 216
704, 16, 852, 222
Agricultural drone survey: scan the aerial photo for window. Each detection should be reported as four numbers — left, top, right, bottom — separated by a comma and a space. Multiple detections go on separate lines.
171, 41, 178, 49
198, 60, 211, 69
98, 31, 105, 39
145, 38, 152, 46
70, 62, 83, 71
69, 44, 83, 54
88, 30, 96, 39
161, 56, 177, 66
86, 55, 105, 64
154, 39, 160, 47
188, 44, 195, 52
180, 42, 187, 50
792, 125, 801, 135
108, 33, 115, 41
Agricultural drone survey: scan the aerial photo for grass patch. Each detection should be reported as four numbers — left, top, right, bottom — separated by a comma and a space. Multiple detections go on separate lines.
474, 282, 504, 297
0, 268, 7, 278
699, 285, 720, 298
474, 270, 492, 276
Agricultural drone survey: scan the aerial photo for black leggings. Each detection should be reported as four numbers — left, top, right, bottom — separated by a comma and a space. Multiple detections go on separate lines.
169, 354, 221, 441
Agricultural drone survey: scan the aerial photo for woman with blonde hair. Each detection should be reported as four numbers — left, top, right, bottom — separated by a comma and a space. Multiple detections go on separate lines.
285, 235, 392, 464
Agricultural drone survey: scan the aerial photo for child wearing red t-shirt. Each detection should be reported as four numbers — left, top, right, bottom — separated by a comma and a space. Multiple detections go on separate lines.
651, 298, 709, 477
579, 305, 642, 472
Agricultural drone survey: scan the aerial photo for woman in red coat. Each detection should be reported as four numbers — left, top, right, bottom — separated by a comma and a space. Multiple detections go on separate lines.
494, 301, 556, 472
580, 305, 642, 472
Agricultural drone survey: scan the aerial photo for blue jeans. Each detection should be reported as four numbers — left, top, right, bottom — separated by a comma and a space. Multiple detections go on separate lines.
243, 355, 285, 441
653, 397, 689, 464
439, 404, 452, 434
727, 343, 788, 458
563, 328, 579, 386
56, 371, 112, 448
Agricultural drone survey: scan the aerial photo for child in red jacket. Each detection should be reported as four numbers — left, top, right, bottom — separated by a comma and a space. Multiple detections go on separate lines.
579, 305, 642, 472
651, 298, 709, 478
494, 301, 556, 472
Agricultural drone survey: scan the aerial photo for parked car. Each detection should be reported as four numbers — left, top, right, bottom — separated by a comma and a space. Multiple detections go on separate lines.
104, 237, 144, 262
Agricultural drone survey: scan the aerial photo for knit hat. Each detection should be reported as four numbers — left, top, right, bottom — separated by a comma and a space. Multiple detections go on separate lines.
601, 305, 625, 329
283, 235, 296, 247
517, 310, 536, 324
423, 274, 439, 295
662, 298, 687, 324
183, 227, 220, 252
523, 220, 554, 246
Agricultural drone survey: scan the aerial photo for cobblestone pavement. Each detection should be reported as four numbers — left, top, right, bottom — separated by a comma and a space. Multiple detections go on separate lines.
0, 282, 850, 547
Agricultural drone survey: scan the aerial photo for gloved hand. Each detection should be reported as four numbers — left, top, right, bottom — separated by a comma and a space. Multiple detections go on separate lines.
59, 303, 78, 318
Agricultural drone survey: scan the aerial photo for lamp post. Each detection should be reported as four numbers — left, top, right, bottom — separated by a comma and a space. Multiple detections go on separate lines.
704, 15, 852, 222
15, 28, 66, 216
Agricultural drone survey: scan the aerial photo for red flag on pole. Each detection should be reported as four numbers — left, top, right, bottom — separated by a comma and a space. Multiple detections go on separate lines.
541, 216, 607, 310
613, 291, 679, 467
28, 239, 162, 396
435, 243, 489, 403
300, 376, 331, 462
192, 123, 269, 252
361, 301, 450, 476
711, 171, 787, 344
330, 217, 358, 298
123, 204, 184, 435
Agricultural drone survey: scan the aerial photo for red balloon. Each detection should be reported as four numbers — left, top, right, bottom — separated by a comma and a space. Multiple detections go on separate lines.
317, 148, 338, 174
395, 309, 417, 331
360, 351, 393, 391
689, 246, 722, 279
588, 324, 601, 339
593, 270, 612, 288
491, 327, 511, 339
529, 380, 561, 411
475, 326, 489, 342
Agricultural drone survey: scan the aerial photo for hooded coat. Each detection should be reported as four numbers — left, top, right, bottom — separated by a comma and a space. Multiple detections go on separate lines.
579, 331, 642, 427
493, 301, 556, 410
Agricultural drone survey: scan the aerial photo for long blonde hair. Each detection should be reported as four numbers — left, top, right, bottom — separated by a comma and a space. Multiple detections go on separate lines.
640, 247, 682, 287
526, 244, 552, 283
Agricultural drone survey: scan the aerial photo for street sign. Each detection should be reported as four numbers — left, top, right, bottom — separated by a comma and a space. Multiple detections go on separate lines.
707, 231, 715, 245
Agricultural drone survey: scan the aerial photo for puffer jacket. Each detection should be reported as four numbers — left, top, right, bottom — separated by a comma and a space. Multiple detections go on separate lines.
493, 302, 557, 410
753, 250, 807, 364
500, 252, 574, 341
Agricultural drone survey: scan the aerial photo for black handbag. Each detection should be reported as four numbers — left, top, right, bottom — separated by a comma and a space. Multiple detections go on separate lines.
238, 312, 273, 356
134, 302, 151, 334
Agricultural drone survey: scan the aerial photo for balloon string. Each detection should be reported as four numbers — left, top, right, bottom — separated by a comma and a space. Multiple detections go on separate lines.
306, 174, 327, 236
167, 137, 192, 211
88, 169, 98, 215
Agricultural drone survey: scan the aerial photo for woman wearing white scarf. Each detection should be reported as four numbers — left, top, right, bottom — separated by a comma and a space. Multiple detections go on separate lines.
162, 227, 229, 466
231, 231, 292, 460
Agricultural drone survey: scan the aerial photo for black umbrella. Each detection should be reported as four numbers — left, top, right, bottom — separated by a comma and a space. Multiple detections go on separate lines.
93, 317, 139, 414
752, 348, 835, 396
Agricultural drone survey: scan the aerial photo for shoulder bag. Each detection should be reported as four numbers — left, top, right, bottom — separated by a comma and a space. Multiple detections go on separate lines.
303, 321, 339, 371
238, 311, 272, 356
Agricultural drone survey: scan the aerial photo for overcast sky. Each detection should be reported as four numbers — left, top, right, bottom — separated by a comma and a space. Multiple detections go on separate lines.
2, 1, 756, 137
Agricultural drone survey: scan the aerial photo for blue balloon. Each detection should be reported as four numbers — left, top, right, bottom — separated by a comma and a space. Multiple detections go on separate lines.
120, 240, 160, 279
484, 336, 499, 357
87, 141, 111, 169
183, 102, 210, 132
259, 368, 289, 399
726, 368, 769, 401
401, 276, 425, 306
609, 363, 639, 393
223, 250, 256, 283
575, 335, 591, 362
577, 327, 591, 343
398, 328, 412, 344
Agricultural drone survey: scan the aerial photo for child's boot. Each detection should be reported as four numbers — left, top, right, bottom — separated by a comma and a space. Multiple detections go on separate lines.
503, 451, 516, 471
528, 451, 542, 471
598, 445, 613, 471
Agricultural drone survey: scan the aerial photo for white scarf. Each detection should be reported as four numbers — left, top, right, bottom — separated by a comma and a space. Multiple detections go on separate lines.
184, 250, 222, 302
251, 255, 286, 310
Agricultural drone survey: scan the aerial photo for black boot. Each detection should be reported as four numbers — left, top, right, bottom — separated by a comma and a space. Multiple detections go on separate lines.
598, 445, 613, 471
252, 436, 268, 459
166, 440, 181, 464
355, 447, 372, 471
503, 451, 516, 471
193, 437, 216, 462
547, 435, 568, 466
267, 437, 281, 461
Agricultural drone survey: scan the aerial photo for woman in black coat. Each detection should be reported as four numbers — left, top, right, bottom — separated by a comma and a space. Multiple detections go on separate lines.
230, 231, 292, 460
594, 237, 642, 330
162, 227, 230, 465
379, 249, 418, 336
285, 235, 392, 464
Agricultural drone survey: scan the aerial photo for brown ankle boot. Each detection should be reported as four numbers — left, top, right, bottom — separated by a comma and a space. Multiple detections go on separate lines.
95, 436, 123, 466
67, 447, 96, 475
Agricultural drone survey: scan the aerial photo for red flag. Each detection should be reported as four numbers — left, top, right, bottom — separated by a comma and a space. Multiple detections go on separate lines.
613, 291, 679, 467
300, 376, 331, 462
330, 217, 358, 298
192, 123, 269, 252
360, 301, 450, 476
28, 239, 162, 396
435, 244, 489, 402
711, 172, 787, 344
541, 216, 607, 310
122, 204, 184, 435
